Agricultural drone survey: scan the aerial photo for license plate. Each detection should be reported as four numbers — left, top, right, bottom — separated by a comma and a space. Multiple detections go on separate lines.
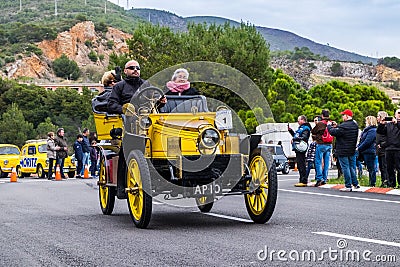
193, 181, 222, 196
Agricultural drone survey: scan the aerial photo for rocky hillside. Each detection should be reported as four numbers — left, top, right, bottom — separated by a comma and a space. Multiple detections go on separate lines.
2, 21, 131, 81
271, 58, 400, 98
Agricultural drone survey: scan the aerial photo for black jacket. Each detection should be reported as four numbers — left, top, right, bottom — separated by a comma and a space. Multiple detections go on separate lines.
328, 120, 359, 157
375, 123, 387, 156
376, 121, 400, 151
107, 77, 150, 114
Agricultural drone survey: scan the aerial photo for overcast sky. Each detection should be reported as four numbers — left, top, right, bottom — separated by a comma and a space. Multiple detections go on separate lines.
110, 0, 400, 58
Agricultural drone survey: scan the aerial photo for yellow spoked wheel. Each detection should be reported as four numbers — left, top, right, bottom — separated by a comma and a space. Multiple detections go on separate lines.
195, 195, 214, 213
244, 148, 278, 224
37, 164, 45, 178
99, 156, 115, 215
126, 150, 152, 229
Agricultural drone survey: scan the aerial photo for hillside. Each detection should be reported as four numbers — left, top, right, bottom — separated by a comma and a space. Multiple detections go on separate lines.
130, 8, 377, 64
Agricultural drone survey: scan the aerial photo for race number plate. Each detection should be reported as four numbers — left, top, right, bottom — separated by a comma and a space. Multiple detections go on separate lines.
193, 181, 222, 196
215, 109, 233, 130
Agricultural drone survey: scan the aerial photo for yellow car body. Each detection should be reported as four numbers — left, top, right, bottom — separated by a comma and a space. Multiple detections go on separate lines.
17, 140, 76, 178
93, 88, 278, 228
0, 144, 21, 178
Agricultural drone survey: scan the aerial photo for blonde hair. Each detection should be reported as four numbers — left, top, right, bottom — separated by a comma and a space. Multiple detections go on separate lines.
365, 116, 377, 127
377, 111, 388, 118
101, 70, 116, 87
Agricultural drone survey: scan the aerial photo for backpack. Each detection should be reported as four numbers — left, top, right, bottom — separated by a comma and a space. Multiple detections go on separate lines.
321, 121, 334, 143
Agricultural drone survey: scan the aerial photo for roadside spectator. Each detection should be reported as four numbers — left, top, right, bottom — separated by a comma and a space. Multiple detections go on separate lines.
355, 150, 363, 178
89, 132, 98, 144
81, 128, 90, 176
305, 136, 317, 182
376, 111, 389, 187
328, 109, 359, 191
311, 110, 333, 186
46, 132, 59, 180
376, 109, 400, 188
107, 60, 150, 114
357, 116, 377, 186
73, 134, 84, 179
288, 115, 312, 187
54, 128, 68, 179
89, 140, 98, 178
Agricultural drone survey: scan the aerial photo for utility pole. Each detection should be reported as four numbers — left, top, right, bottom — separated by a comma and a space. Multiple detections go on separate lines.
20, 0, 22, 11
54, 0, 57, 16
104, 0, 107, 14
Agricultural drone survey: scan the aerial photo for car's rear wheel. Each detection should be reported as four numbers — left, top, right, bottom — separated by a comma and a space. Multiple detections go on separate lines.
37, 164, 45, 178
195, 196, 214, 213
99, 156, 115, 215
126, 150, 152, 229
282, 162, 290, 174
245, 148, 278, 224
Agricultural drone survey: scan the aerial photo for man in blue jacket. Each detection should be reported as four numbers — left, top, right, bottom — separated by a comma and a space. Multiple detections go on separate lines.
73, 134, 84, 178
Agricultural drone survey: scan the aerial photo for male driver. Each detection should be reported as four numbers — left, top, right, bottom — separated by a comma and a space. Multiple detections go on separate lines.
311, 110, 333, 186
107, 60, 150, 114
327, 109, 359, 191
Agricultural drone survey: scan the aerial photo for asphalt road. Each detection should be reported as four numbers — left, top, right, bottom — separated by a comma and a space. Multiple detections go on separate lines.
0, 173, 399, 266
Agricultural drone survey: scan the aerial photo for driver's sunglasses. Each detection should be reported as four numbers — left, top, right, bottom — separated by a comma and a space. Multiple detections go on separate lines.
126, 66, 140, 70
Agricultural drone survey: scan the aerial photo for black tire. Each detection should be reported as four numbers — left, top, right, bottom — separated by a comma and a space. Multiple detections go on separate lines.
0, 168, 7, 178
99, 155, 116, 215
244, 148, 278, 224
16, 166, 25, 178
37, 164, 45, 178
282, 163, 290, 174
67, 171, 75, 178
195, 196, 214, 213
126, 150, 152, 229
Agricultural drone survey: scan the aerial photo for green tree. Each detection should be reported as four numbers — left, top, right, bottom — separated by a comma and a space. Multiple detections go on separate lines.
0, 103, 34, 147
35, 117, 57, 139
52, 54, 80, 80
330, 62, 344, 77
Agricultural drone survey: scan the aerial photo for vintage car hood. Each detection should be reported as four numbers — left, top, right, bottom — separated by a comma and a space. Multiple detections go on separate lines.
157, 119, 214, 131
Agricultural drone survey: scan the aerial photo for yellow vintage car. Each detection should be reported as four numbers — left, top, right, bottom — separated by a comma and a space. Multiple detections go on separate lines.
17, 140, 76, 178
93, 86, 278, 228
0, 144, 21, 178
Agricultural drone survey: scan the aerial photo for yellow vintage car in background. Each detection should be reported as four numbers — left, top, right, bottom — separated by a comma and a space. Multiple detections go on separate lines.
0, 144, 21, 178
17, 140, 76, 178
93, 86, 278, 229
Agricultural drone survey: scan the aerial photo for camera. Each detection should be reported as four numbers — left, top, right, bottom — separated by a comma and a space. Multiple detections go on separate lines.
384, 116, 393, 121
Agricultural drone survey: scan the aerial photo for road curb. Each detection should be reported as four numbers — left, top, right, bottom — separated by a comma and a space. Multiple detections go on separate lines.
307, 182, 400, 195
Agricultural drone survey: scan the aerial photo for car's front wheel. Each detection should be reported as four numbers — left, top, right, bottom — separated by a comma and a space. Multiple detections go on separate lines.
126, 150, 152, 229
282, 162, 290, 174
195, 196, 214, 213
0, 168, 7, 178
244, 148, 278, 224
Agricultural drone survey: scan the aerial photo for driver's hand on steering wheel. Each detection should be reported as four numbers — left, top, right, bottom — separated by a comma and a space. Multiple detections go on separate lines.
122, 103, 136, 116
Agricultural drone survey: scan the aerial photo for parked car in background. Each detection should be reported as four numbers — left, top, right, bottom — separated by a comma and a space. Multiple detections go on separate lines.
17, 140, 76, 178
0, 144, 21, 178
258, 144, 290, 174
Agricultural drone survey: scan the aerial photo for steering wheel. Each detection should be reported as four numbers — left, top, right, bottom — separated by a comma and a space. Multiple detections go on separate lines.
131, 86, 164, 112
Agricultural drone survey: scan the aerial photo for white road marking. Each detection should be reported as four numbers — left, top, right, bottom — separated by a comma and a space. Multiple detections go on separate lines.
279, 189, 400, 204
201, 212, 253, 223
279, 179, 299, 182
313, 231, 400, 248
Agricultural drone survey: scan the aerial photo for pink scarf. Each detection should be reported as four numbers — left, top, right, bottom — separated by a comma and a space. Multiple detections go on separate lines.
166, 81, 190, 93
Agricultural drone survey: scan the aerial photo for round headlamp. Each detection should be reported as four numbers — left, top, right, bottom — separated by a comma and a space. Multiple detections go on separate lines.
199, 128, 220, 149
